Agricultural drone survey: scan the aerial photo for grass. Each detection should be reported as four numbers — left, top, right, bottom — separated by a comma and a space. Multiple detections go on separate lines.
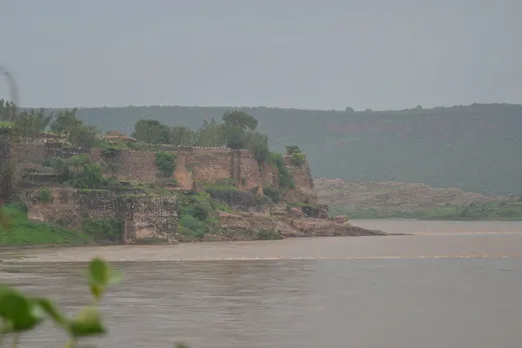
419, 201, 522, 221
332, 201, 522, 221
0, 205, 94, 246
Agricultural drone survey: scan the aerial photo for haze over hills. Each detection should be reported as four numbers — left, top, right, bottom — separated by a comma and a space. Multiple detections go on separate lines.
68, 103, 522, 195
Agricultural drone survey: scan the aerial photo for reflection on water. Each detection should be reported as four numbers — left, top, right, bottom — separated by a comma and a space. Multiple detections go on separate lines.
1, 220, 522, 348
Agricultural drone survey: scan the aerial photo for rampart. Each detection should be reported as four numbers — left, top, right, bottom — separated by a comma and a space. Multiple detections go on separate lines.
0, 128, 11, 180
15, 143, 319, 204
23, 187, 178, 243
88, 146, 263, 192
283, 153, 318, 204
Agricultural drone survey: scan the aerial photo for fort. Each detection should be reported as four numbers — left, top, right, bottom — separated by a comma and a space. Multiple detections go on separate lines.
4, 133, 336, 243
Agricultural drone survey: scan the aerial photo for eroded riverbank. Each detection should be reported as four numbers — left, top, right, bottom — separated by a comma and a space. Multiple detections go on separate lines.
2, 220, 522, 263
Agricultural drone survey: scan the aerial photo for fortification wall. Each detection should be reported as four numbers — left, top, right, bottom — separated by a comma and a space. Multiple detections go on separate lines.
23, 187, 178, 243
283, 154, 318, 204
89, 146, 263, 192
118, 195, 178, 242
237, 150, 263, 192
0, 128, 13, 200
12, 143, 47, 164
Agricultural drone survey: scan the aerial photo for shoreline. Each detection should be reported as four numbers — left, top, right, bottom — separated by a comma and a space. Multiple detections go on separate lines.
0, 231, 408, 253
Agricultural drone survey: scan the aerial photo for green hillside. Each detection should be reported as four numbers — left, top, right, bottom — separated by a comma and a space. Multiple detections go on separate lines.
61, 103, 522, 194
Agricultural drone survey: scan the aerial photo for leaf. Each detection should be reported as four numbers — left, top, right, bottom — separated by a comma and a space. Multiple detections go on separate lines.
67, 306, 106, 338
175, 344, 189, 348
32, 297, 67, 328
86, 258, 122, 300
0, 286, 45, 333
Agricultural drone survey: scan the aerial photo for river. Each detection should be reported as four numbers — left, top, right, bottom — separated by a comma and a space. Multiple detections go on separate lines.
1, 219, 522, 348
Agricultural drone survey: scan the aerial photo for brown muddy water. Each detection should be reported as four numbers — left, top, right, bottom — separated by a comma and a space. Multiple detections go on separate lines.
1, 219, 522, 348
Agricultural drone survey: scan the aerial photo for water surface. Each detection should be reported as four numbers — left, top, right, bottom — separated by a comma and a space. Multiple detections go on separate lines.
1, 220, 521, 348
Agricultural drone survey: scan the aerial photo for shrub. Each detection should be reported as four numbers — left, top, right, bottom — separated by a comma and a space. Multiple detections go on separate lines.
38, 187, 53, 203
263, 187, 281, 203
269, 153, 295, 189
291, 152, 306, 166
155, 151, 176, 177
102, 146, 121, 158
285, 145, 302, 154
81, 219, 124, 242
72, 163, 104, 189
256, 228, 282, 240
179, 215, 207, 239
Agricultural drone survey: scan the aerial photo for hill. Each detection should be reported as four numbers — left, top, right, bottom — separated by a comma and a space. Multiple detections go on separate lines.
62, 103, 522, 194
314, 178, 522, 220
314, 178, 512, 212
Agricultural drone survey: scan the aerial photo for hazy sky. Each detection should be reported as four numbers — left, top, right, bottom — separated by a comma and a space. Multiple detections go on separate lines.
0, 0, 521, 110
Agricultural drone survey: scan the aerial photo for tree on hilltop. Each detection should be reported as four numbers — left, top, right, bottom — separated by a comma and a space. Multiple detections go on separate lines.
222, 110, 259, 131
132, 119, 171, 144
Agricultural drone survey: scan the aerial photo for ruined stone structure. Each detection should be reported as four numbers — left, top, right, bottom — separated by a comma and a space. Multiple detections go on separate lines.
0, 127, 11, 178
14, 141, 322, 243
88, 146, 265, 193
23, 187, 178, 243
282, 154, 318, 204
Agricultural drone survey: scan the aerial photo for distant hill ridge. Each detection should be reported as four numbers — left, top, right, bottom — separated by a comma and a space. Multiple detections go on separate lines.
314, 178, 517, 212
52, 103, 522, 194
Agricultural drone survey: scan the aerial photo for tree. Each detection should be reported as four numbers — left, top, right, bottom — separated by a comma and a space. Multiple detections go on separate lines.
50, 109, 99, 149
223, 125, 247, 149
285, 145, 302, 155
132, 119, 171, 144
170, 126, 196, 146
247, 132, 270, 164
194, 119, 225, 147
0, 99, 17, 122
68, 124, 99, 149
222, 110, 258, 131
13, 109, 53, 139
50, 109, 81, 134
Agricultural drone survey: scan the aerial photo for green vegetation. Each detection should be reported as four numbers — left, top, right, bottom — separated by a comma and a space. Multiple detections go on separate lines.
269, 153, 295, 189
155, 151, 176, 178
0, 204, 93, 246
256, 228, 282, 240
0, 258, 189, 347
38, 188, 53, 203
42, 103, 522, 195
332, 202, 522, 221
81, 218, 124, 242
263, 186, 282, 203
420, 201, 522, 221
176, 191, 215, 241
44, 155, 105, 189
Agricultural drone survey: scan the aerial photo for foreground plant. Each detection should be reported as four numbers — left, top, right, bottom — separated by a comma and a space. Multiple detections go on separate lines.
0, 255, 189, 348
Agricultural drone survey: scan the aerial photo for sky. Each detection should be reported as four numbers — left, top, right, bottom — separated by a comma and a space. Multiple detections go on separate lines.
0, 0, 521, 110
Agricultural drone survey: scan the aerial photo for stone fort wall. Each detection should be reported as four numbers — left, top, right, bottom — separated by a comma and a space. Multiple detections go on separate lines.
89, 146, 264, 192
15, 143, 317, 202
23, 187, 178, 243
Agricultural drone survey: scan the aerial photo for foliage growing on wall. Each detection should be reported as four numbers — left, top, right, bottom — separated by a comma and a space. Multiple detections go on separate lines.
81, 218, 124, 242
155, 151, 176, 178
269, 153, 295, 189
38, 187, 53, 203
263, 186, 282, 203
45, 155, 104, 189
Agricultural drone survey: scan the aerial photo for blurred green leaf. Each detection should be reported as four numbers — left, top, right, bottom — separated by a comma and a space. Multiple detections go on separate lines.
33, 297, 67, 328
87, 258, 122, 300
67, 306, 106, 338
0, 286, 44, 333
